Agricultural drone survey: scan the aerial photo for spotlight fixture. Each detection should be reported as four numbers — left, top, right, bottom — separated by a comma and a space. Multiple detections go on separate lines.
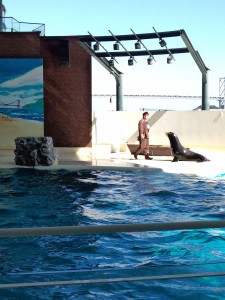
128, 56, 134, 66
93, 42, 99, 51
135, 41, 141, 49
113, 42, 120, 50
147, 56, 154, 65
109, 29, 137, 65
167, 55, 173, 64
159, 39, 167, 47
130, 28, 156, 64
109, 58, 114, 67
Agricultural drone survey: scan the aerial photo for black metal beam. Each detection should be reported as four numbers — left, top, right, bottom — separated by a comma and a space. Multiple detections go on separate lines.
95, 48, 189, 58
78, 30, 183, 43
77, 28, 209, 110
180, 30, 209, 74
76, 40, 122, 78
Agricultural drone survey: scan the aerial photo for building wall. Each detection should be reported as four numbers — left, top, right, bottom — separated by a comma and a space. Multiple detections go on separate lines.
92, 111, 225, 150
0, 32, 92, 148
41, 36, 92, 147
0, 32, 41, 57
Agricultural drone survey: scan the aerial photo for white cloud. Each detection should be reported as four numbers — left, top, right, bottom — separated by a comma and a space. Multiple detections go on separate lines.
0, 66, 43, 88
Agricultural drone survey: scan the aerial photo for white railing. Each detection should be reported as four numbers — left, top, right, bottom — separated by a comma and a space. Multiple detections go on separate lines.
1, 220, 225, 289
0, 17, 45, 36
1, 219, 225, 237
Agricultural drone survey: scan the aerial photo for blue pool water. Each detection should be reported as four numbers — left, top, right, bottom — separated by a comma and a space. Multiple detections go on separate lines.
1, 168, 225, 299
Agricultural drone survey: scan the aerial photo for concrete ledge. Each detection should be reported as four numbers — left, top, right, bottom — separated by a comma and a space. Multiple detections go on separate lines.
55, 145, 115, 161
1, 149, 225, 179
91, 144, 111, 159
55, 147, 92, 161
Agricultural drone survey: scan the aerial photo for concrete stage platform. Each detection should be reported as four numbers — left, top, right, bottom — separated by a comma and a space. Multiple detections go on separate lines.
0, 147, 225, 179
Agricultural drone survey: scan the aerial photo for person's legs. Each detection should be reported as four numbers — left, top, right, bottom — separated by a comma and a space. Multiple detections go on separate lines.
134, 144, 141, 159
143, 138, 149, 155
134, 139, 152, 160
143, 138, 153, 160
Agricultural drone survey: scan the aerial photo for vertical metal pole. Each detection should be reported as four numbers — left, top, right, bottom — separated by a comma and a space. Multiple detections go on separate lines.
181, 32, 209, 110
116, 73, 123, 111
0, 0, 3, 32
219, 77, 225, 109
202, 72, 209, 110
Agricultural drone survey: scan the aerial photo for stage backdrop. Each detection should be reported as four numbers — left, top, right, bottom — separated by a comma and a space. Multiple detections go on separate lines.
0, 58, 44, 149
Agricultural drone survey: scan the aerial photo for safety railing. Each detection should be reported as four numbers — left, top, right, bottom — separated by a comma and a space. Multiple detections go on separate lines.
0, 17, 45, 36
1, 219, 225, 289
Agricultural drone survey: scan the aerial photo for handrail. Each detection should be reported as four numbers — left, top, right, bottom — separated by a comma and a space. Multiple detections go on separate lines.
1, 219, 225, 238
1, 271, 225, 289
0, 17, 45, 36
92, 94, 219, 100
1, 220, 225, 290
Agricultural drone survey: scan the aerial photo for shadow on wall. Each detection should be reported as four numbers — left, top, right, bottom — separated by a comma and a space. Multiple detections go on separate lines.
92, 111, 225, 149
127, 111, 167, 143
213, 111, 224, 124
92, 112, 97, 143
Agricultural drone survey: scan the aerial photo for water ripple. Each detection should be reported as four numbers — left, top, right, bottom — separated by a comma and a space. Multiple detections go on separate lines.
1, 168, 225, 299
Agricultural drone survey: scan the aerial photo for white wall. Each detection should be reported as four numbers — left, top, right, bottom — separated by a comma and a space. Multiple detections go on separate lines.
92, 111, 225, 149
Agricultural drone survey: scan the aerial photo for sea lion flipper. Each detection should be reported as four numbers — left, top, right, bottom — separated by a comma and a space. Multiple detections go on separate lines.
197, 157, 210, 162
172, 156, 179, 162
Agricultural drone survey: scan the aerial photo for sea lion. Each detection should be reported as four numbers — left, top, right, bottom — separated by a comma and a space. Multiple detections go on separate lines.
166, 132, 210, 162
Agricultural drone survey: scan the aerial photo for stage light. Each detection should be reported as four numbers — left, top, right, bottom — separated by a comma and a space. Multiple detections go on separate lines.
135, 41, 141, 49
128, 56, 134, 66
109, 58, 114, 67
113, 42, 120, 50
93, 42, 99, 51
159, 39, 167, 47
167, 55, 173, 64
147, 56, 154, 65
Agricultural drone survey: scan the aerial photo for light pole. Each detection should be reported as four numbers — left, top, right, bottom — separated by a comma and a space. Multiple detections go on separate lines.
0, 0, 3, 32
0, 0, 6, 32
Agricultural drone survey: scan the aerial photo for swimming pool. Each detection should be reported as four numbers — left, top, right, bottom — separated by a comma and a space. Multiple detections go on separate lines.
1, 167, 225, 299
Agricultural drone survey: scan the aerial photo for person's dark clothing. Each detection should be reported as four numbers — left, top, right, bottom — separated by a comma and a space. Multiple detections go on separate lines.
134, 118, 150, 156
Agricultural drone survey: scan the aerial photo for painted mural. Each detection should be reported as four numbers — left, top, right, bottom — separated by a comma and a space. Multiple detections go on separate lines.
0, 58, 44, 149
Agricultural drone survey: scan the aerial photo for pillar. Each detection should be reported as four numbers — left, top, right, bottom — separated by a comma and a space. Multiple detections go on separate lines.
116, 73, 123, 111
202, 72, 209, 110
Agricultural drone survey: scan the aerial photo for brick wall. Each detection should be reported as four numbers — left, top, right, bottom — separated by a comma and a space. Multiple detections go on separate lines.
0, 32, 41, 57
41, 36, 92, 147
0, 32, 92, 147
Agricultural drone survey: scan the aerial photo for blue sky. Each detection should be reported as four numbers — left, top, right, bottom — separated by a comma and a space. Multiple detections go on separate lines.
3, 0, 225, 99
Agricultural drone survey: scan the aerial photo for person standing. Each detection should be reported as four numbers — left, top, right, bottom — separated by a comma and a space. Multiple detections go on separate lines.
134, 112, 153, 160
